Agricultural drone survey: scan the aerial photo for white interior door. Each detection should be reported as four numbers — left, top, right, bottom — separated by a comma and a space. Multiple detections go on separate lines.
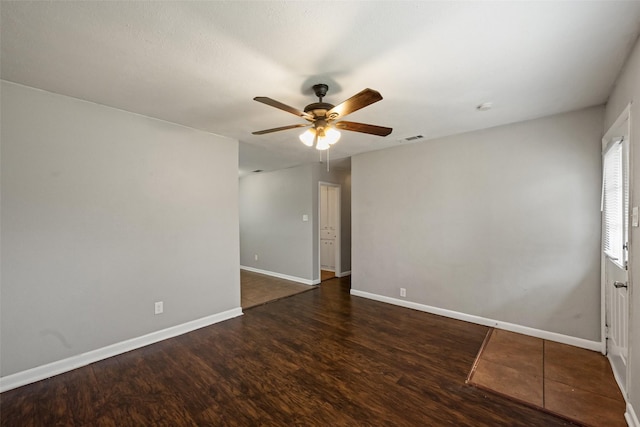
602, 106, 631, 396
319, 183, 340, 275
605, 260, 629, 393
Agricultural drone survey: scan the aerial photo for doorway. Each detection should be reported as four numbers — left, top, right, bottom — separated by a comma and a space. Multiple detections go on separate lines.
319, 182, 340, 281
601, 104, 632, 397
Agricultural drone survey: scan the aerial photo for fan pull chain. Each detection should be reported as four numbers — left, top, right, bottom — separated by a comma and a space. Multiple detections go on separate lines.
327, 147, 330, 172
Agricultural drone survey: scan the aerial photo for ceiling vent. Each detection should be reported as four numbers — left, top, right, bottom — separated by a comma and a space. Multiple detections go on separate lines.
403, 135, 424, 142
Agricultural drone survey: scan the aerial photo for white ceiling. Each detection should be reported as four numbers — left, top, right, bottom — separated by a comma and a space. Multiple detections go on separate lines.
2, 1, 640, 175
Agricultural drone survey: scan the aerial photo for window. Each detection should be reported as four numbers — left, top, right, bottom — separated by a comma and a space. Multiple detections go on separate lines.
602, 138, 628, 268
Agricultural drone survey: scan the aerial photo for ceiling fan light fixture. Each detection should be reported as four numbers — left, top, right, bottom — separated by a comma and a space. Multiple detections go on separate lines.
299, 128, 316, 147
315, 138, 330, 151
299, 126, 340, 150
324, 127, 341, 145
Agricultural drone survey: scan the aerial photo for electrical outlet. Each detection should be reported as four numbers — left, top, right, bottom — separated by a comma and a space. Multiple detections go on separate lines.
254, 254, 258, 261
400, 288, 406, 298
154, 301, 163, 315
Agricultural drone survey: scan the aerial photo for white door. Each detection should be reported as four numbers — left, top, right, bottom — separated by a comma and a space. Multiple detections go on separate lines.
320, 186, 329, 230
602, 106, 631, 395
319, 183, 340, 274
327, 186, 338, 230
321, 240, 334, 270
607, 276, 628, 364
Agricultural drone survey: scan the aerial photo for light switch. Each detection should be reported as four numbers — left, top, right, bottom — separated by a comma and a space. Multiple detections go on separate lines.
633, 207, 639, 227
302, 214, 309, 222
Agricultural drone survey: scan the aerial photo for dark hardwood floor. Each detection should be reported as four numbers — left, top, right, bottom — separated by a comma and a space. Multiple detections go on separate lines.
1, 277, 575, 426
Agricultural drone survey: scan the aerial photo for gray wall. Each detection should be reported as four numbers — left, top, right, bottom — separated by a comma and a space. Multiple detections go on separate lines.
352, 107, 603, 341
239, 162, 352, 282
239, 164, 315, 280
0, 81, 240, 377
605, 34, 640, 418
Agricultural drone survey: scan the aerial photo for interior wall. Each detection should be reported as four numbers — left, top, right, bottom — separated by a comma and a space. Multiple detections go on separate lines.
604, 34, 640, 419
239, 164, 314, 281
352, 107, 603, 341
0, 81, 241, 377
238, 161, 352, 283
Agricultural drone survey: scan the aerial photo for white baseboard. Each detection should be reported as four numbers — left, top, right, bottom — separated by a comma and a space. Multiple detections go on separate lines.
241, 265, 318, 285
337, 270, 351, 277
0, 307, 243, 393
350, 289, 602, 352
608, 354, 629, 397
627, 402, 640, 427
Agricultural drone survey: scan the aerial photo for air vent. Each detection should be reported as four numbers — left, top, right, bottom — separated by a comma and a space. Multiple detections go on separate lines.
252, 169, 263, 173
403, 135, 424, 142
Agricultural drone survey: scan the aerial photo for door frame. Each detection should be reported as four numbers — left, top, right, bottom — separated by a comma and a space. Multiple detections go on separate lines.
318, 181, 341, 278
601, 103, 632, 398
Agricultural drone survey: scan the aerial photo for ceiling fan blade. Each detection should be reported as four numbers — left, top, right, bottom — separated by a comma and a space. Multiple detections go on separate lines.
252, 124, 310, 135
335, 121, 393, 136
327, 88, 383, 120
254, 97, 313, 120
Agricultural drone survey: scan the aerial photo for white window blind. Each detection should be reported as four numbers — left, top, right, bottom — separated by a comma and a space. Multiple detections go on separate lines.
603, 139, 627, 268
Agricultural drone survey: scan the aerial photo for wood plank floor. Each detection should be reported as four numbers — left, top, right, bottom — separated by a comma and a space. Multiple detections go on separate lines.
241, 270, 315, 309
1, 277, 576, 426
321, 269, 335, 281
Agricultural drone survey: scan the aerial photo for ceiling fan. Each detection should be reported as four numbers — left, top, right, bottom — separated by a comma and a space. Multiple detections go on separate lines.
252, 84, 392, 150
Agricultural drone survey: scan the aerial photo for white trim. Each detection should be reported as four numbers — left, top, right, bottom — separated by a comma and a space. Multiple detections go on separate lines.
337, 270, 351, 278
626, 402, 639, 427
240, 265, 318, 285
350, 289, 602, 352
0, 307, 243, 393
608, 353, 629, 399
603, 103, 632, 148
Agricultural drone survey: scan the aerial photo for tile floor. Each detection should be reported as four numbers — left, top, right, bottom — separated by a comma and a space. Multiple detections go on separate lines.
241, 270, 316, 309
468, 329, 626, 427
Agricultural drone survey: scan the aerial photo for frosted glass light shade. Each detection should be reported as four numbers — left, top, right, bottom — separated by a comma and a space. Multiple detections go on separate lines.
324, 128, 341, 145
299, 126, 341, 150
299, 128, 315, 147
315, 138, 330, 150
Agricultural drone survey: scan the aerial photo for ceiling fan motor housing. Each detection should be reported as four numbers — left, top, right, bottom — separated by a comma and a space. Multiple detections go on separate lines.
304, 102, 334, 116
304, 84, 334, 119
312, 83, 329, 99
